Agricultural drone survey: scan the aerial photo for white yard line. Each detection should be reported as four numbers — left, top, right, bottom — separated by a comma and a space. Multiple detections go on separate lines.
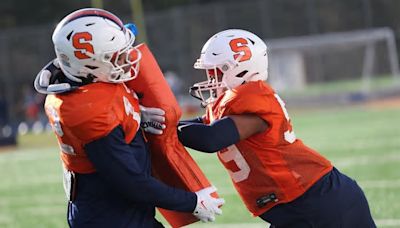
0, 215, 12, 224
376, 219, 400, 227
359, 179, 400, 189
333, 152, 400, 168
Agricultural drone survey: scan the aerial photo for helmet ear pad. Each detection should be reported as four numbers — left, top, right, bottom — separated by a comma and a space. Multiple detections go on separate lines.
52, 8, 141, 83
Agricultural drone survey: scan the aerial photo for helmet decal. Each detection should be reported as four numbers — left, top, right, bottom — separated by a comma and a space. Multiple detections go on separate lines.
229, 38, 252, 62
72, 32, 94, 59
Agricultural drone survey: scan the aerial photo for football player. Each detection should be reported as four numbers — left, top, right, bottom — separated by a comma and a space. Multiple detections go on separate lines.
34, 8, 224, 227
176, 29, 376, 228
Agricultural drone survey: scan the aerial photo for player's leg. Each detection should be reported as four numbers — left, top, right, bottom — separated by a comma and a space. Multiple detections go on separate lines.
310, 167, 376, 228
259, 200, 313, 227
258, 168, 337, 227
260, 167, 376, 227
267, 221, 311, 228
340, 201, 376, 227
338, 179, 376, 228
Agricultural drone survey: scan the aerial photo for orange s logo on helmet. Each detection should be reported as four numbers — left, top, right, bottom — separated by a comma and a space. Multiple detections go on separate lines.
72, 32, 95, 59
229, 38, 252, 62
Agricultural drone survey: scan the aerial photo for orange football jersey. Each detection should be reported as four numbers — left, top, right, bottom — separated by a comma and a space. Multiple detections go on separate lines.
204, 81, 333, 216
45, 82, 140, 173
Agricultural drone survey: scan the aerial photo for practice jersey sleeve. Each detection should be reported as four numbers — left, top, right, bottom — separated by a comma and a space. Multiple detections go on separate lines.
45, 82, 141, 173
204, 81, 274, 127
69, 85, 139, 144
85, 126, 197, 212
222, 81, 273, 122
221, 81, 299, 146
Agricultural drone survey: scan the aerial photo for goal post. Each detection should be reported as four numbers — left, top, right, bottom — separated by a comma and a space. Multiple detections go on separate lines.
265, 27, 400, 106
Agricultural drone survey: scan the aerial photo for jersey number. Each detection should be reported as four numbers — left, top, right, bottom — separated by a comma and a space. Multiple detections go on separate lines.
123, 96, 141, 126
219, 145, 250, 183
229, 38, 252, 62
274, 94, 296, 143
46, 106, 75, 155
72, 32, 94, 59
219, 94, 296, 183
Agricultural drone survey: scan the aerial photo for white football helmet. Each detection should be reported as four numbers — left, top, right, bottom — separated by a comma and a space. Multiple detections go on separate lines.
191, 29, 268, 106
52, 8, 141, 83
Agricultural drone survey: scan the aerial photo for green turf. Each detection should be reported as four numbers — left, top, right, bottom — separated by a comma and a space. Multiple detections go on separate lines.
1, 105, 399, 227
281, 75, 400, 97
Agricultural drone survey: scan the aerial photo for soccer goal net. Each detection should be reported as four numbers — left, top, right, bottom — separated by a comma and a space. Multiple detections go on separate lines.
266, 27, 400, 106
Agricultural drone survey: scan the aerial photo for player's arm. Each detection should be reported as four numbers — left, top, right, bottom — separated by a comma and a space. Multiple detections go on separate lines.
177, 115, 268, 153
230, 114, 268, 140
85, 126, 197, 212
84, 125, 224, 221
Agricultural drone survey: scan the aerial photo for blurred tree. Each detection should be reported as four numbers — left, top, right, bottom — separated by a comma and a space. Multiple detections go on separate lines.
142, 0, 189, 11
0, 0, 241, 28
91, 0, 103, 9
0, 0, 91, 28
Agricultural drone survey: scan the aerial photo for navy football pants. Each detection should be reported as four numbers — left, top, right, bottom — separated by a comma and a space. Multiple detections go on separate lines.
259, 167, 376, 228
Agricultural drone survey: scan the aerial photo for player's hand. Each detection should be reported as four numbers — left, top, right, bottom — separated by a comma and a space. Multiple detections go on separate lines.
193, 186, 225, 222
139, 105, 166, 135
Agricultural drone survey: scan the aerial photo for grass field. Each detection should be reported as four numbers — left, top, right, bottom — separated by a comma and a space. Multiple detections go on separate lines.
281, 75, 400, 97
1, 101, 400, 228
